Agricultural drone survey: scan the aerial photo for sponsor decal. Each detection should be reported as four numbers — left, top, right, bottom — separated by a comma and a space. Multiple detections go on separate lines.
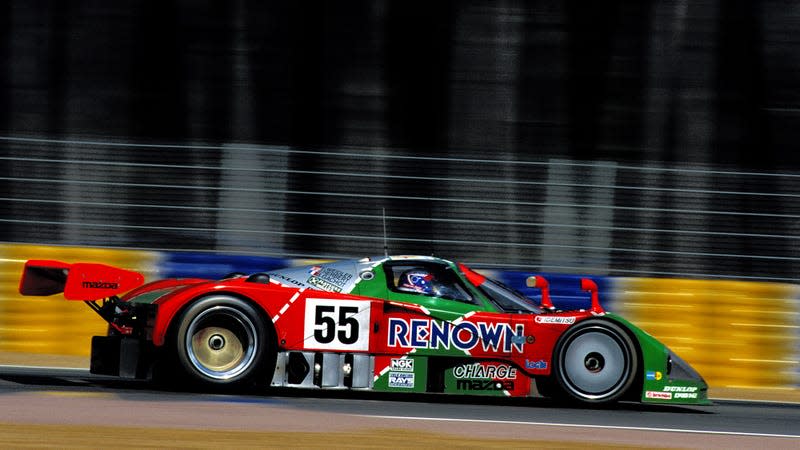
456, 380, 514, 391
645, 391, 672, 400
387, 318, 525, 353
307, 277, 343, 292
662, 386, 698, 392
307, 267, 353, 291
646, 371, 663, 381
525, 359, 548, 370
534, 316, 576, 325
388, 372, 414, 388
452, 363, 517, 380
390, 358, 414, 372
269, 273, 306, 287
674, 392, 698, 399
308, 266, 323, 276
81, 281, 119, 289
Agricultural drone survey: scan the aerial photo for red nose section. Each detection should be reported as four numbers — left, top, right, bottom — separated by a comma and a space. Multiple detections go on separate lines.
20, 260, 145, 301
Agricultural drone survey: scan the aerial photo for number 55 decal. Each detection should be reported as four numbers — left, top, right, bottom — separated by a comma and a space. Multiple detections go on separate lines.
303, 298, 371, 351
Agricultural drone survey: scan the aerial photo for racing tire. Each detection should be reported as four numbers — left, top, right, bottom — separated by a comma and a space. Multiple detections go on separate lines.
174, 295, 274, 390
552, 319, 638, 404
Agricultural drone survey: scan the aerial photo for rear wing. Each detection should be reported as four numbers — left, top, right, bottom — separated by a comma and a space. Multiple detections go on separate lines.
19, 259, 145, 301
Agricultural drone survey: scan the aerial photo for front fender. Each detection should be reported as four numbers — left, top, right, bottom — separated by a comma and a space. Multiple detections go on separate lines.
605, 313, 710, 405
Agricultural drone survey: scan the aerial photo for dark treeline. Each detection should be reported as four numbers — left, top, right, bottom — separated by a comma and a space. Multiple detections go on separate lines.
2, 1, 797, 167
2, 1, 799, 280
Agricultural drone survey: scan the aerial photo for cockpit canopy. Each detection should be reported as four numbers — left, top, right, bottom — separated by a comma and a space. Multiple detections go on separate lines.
266, 255, 543, 314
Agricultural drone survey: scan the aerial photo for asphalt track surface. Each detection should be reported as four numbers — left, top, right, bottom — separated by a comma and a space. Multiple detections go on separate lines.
0, 366, 798, 448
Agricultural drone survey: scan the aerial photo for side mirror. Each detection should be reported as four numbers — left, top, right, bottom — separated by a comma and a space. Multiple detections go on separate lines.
580, 278, 604, 313
526, 275, 553, 309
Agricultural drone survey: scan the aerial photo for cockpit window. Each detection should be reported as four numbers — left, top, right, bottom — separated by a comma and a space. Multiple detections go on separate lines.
475, 277, 542, 314
386, 263, 475, 304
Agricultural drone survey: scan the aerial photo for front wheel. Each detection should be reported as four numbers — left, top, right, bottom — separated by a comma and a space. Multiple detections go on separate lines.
174, 295, 273, 389
552, 319, 638, 404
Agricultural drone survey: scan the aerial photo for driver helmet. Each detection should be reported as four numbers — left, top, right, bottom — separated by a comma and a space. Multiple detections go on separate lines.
398, 269, 435, 294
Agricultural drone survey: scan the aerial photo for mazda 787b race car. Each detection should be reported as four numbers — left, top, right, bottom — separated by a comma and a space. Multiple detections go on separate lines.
18, 255, 709, 405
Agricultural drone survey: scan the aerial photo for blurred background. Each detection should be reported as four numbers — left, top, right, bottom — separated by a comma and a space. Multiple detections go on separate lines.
0, 1, 799, 393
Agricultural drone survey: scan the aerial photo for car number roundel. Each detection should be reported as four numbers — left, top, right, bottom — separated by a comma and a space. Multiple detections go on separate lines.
303, 298, 371, 351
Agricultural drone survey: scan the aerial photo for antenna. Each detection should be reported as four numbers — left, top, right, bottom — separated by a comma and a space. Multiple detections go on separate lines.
382, 207, 389, 257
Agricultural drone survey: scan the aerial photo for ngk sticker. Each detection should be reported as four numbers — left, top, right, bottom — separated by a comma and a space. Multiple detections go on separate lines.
390, 358, 414, 372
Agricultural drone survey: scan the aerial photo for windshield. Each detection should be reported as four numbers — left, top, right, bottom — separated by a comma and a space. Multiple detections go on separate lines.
476, 277, 543, 314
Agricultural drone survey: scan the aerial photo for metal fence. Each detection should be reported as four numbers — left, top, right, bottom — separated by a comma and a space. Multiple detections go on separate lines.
2, 135, 799, 282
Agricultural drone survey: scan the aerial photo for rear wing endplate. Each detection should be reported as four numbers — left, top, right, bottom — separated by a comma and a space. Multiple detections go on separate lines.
19, 259, 145, 301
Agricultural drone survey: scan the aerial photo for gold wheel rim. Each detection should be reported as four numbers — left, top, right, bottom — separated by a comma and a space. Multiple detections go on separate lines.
190, 326, 244, 372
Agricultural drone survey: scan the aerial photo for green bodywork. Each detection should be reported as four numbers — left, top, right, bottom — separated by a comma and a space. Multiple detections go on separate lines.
606, 314, 711, 405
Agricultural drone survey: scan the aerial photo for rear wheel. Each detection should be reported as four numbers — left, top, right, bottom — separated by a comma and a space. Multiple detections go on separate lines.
174, 295, 274, 389
552, 319, 638, 404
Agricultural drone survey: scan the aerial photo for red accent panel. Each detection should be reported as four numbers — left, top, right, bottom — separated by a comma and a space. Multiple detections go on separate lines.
458, 262, 486, 285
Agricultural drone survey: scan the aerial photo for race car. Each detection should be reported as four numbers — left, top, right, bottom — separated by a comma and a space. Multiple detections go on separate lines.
18, 255, 709, 405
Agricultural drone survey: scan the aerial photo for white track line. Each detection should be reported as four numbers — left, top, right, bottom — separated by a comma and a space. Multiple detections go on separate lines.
711, 397, 800, 405
0, 365, 88, 372
358, 415, 800, 439
2, 364, 798, 436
